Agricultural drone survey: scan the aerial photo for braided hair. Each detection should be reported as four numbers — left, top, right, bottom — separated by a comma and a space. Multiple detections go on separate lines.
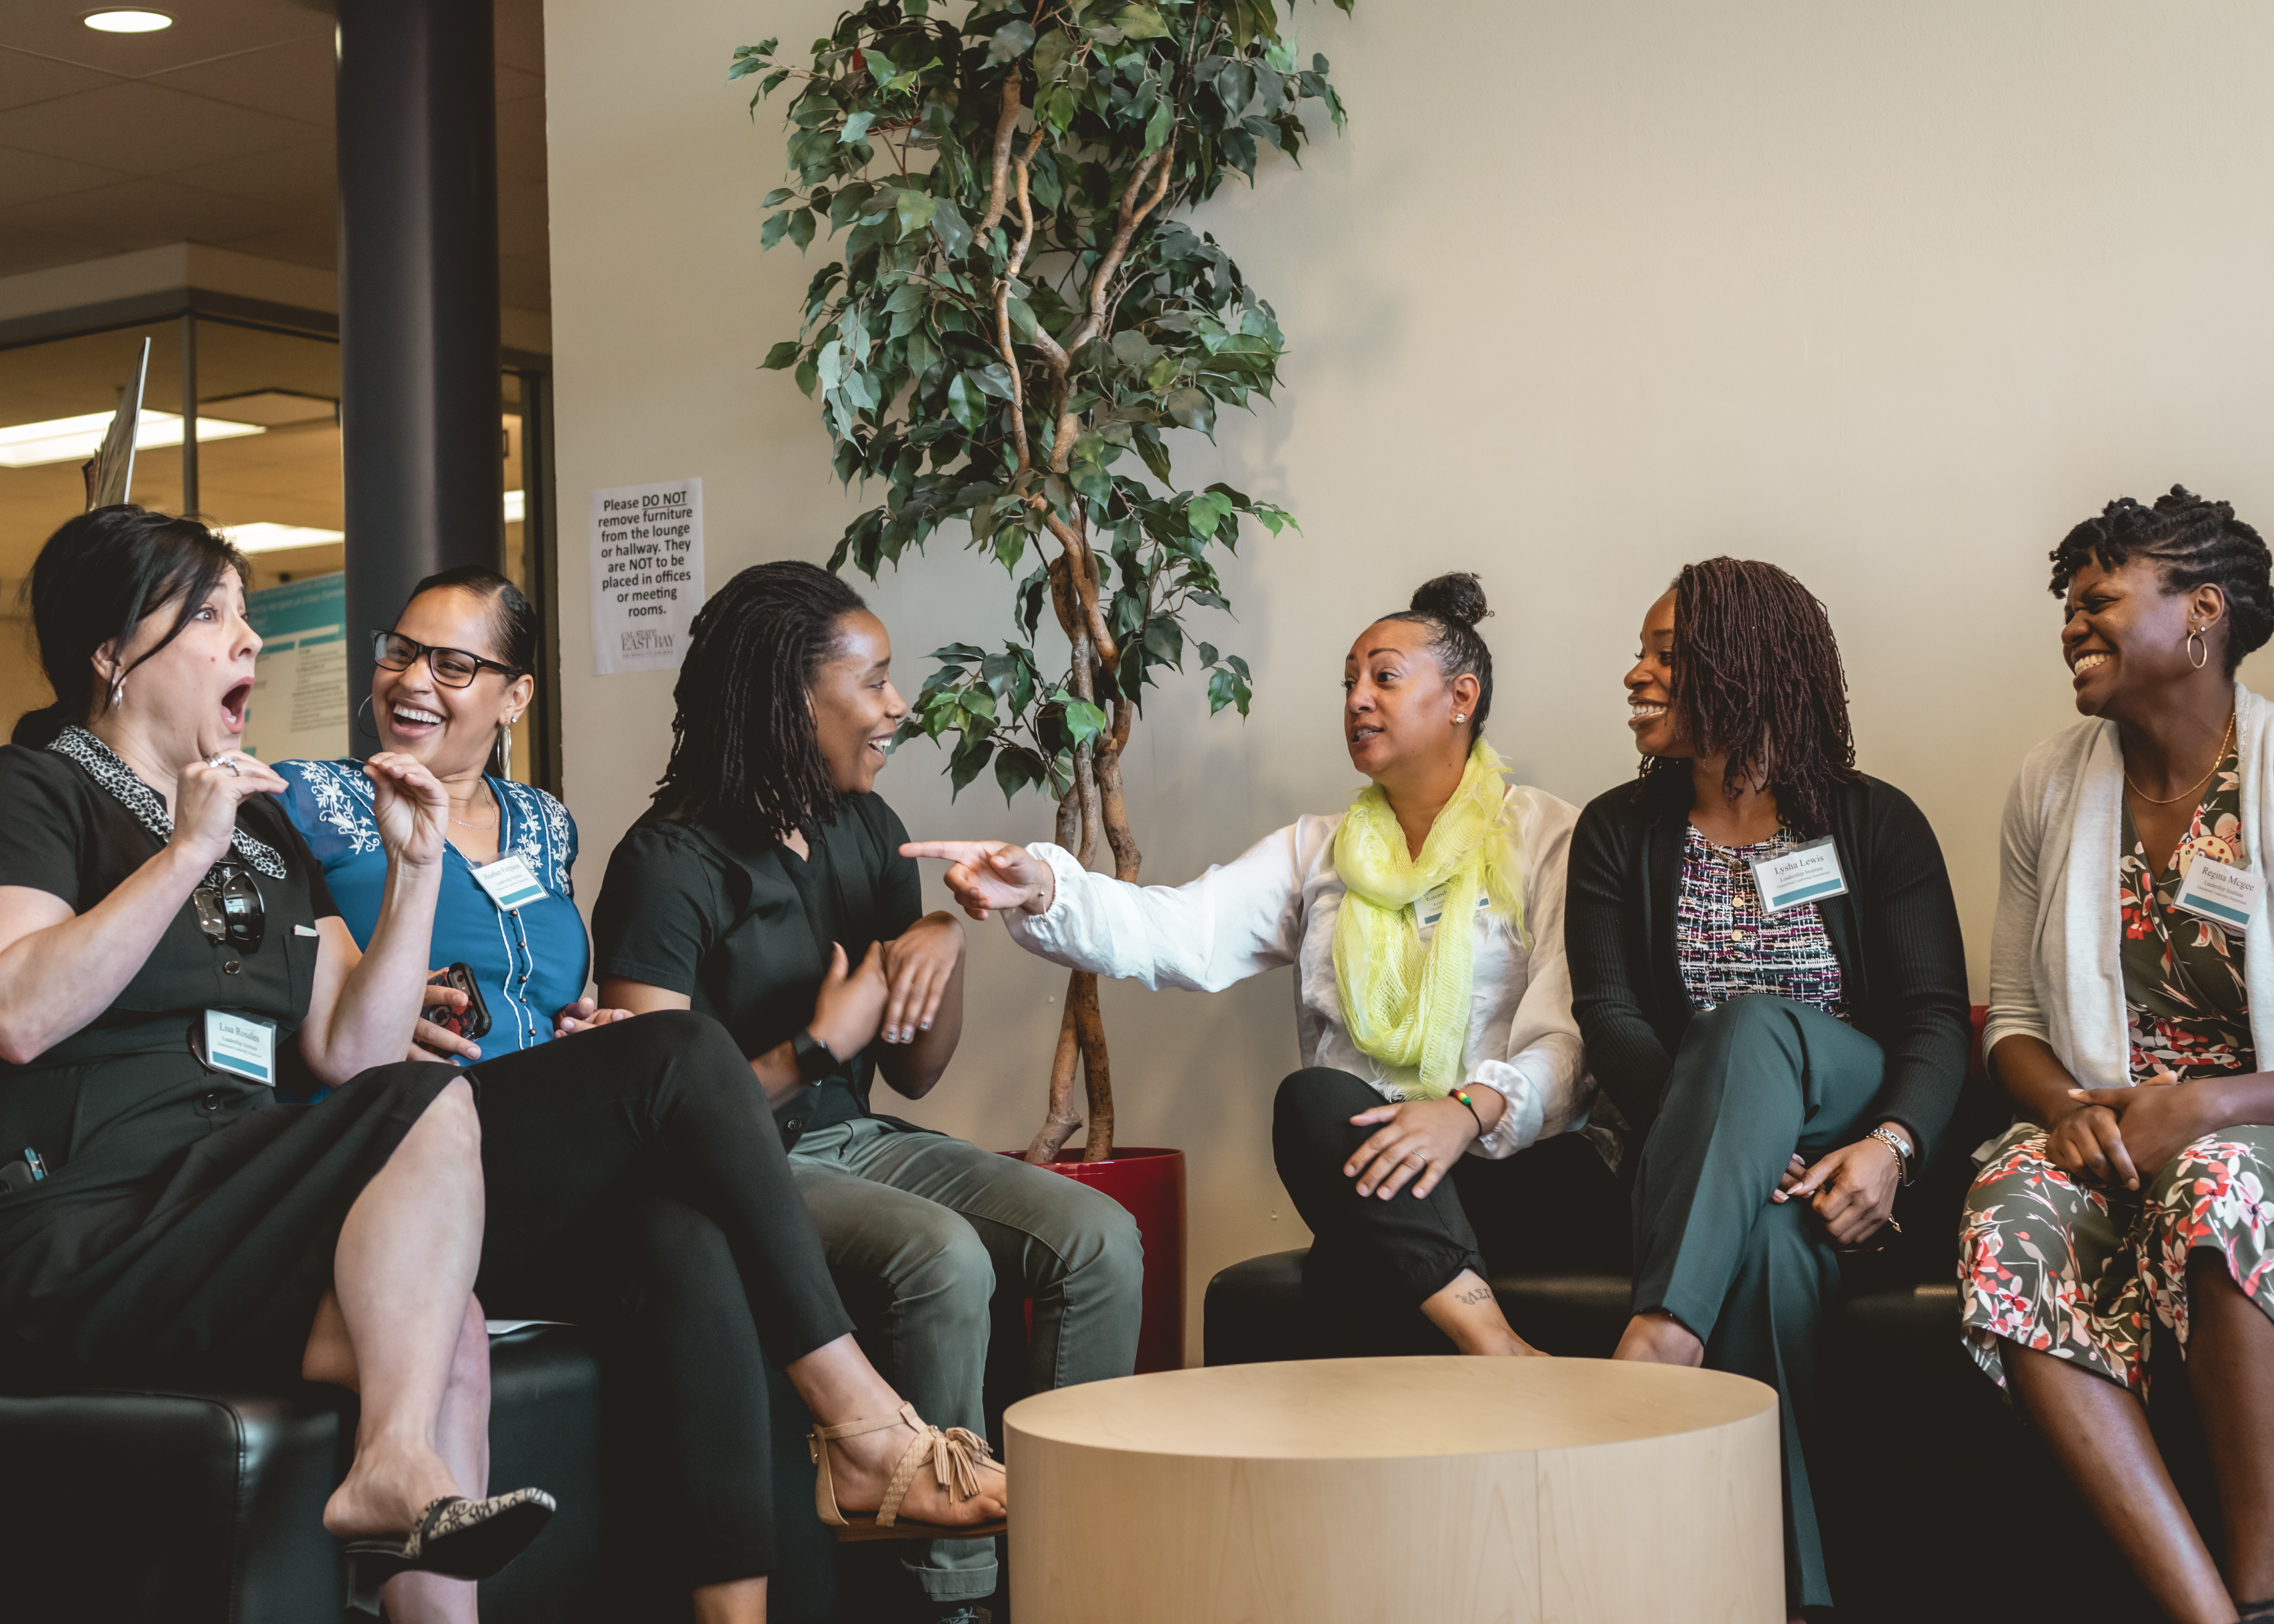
1639, 556, 1858, 837
2046, 486, 2274, 676
651, 559, 868, 844
1378, 572, 1494, 736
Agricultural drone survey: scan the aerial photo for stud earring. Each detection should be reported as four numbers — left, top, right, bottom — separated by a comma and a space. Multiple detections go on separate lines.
1452, 712, 1466, 723
108, 673, 125, 709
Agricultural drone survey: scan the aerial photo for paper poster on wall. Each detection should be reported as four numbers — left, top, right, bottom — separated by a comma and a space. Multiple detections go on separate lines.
242, 572, 349, 763
590, 477, 703, 675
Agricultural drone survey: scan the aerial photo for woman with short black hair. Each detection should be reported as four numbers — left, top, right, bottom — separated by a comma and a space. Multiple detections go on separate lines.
593, 559, 1138, 1624
1565, 556, 1971, 1622
1964, 487, 2274, 1624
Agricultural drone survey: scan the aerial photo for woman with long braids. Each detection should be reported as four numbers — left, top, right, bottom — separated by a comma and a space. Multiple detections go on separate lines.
591, 559, 1139, 1624
1565, 557, 1971, 1623
910, 573, 1605, 1360
1962, 488, 2274, 1624
0, 509, 1003, 1624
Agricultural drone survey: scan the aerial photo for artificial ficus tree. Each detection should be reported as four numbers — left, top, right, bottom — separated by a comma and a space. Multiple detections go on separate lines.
734, 0, 1350, 1161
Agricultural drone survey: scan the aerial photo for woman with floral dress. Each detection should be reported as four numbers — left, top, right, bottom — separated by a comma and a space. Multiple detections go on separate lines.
1964, 486, 2274, 1624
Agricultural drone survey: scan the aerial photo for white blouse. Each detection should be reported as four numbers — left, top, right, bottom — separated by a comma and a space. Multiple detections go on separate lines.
1003, 784, 1593, 1159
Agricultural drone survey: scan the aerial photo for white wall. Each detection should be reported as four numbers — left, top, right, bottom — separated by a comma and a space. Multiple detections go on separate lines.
544, 0, 2274, 1362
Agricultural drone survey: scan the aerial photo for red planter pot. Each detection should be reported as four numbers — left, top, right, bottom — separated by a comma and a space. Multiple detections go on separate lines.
1002, 1146, 1186, 1373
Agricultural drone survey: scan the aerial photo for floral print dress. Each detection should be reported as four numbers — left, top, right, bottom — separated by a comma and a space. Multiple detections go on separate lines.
1960, 740, 2274, 1391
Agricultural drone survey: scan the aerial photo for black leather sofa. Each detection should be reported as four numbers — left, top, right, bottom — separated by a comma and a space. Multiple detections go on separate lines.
1202, 1024, 2219, 1624
0, 1326, 849, 1624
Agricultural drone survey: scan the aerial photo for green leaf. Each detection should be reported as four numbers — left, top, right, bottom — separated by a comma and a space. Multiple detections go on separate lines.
761, 186, 797, 208
995, 745, 1046, 804
1198, 641, 1219, 668
787, 208, 816, 250
761, 210, 790, 250
1164, 387, 1214, 433
948, 734, 995, 797
1143, 94, 1173, 153
896, 189, 937, 237
1116, 4, 1170, 39
840, 110, 875, 145
1063, 699, 1108, 747
988, 20, 1037, 62
1006, 295, 1040, 341
794, 356, 820, 397
1208, 666, 1253, 718
1187, 488, 1234, 538
930, 198, 973, 258
946, 371, 986, 432
761, 340, 802, 370
1143, 619, 1183, 668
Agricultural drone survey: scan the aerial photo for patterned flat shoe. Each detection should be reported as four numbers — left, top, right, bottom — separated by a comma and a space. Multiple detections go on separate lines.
342, 1487, 557, 1616
809, 1401, 1008, 1543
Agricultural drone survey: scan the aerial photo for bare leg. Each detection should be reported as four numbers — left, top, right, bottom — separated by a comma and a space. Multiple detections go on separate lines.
784, 1332, 1009, 1528
691, 1579, 766, 1624
1419, 1269, 1544, 1355
2007, 1344, 2236, 1623
1612, 1310, 1705, 1366
2188, 1253, 2274, 1604
312, 1080, 488, 1545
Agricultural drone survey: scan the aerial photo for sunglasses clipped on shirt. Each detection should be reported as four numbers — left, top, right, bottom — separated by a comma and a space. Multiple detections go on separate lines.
371, 630, 524, 689
192, 862, 265, 954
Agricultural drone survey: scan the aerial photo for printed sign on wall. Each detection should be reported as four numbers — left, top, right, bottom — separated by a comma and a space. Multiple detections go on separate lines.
243, 572, 348, 762
590, 477, 703, 675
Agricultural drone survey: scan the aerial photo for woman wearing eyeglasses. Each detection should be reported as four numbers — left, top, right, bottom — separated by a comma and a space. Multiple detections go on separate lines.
0, 510, 1004, 1624
274, 568, 592, 1065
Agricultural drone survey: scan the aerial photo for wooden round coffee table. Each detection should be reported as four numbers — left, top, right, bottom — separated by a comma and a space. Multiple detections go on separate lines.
1004, 1356, 1781, 1623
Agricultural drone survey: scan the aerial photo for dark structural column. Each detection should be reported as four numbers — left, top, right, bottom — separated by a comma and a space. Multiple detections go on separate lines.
335, 0, 503, 743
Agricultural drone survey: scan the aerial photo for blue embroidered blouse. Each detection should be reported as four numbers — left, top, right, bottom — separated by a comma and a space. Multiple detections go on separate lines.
274, 760, 589, 1062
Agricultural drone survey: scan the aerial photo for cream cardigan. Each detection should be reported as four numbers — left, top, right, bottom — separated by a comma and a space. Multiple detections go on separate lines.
1985, 680, 2274, 1088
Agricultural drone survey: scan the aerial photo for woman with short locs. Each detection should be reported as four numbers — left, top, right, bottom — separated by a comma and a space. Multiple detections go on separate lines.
914, 574, 1601, 1359
1963, 488, 2274, 1624
1565, 557, 1971, 1623
0, 509, 1003, 1624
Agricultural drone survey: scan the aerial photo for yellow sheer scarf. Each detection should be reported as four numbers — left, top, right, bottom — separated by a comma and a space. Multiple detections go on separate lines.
1330, 741, 1526, 1098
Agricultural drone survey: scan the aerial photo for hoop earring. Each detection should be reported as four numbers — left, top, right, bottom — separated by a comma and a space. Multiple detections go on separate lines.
2187, 627, 2210, 670
496, 722, 513, 782
353, 695, 381, 744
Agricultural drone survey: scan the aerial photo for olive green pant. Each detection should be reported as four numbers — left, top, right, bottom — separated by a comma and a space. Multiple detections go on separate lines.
1632, 996, 1885, 1615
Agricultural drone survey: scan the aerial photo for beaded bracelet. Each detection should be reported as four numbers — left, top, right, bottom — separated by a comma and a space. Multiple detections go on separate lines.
1449, 1088, 1486, 1135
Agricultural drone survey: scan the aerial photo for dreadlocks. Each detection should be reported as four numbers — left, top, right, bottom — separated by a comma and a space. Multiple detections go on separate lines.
652, 559, 867, 845
1640, 556, 1858, 837
2047, 486, 2274, 677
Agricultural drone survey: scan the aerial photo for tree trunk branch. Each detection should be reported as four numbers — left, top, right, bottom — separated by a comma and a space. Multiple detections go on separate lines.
1076, 987, 1115, 1161
1023, 990, 1084, 1163
975, 75, 1023, 235
1061, 141, 1176, 360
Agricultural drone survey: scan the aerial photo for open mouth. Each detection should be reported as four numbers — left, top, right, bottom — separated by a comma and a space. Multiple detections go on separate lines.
221, 680, 253, 732
1628, 700, 1667, 726
390, 703, 446, 736
2071, 651, 2110, 679
1348, 723, 1384, 746
866, 733, 896, 759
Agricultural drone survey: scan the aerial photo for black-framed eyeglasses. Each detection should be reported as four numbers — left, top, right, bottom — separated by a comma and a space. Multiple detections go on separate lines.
192, 863, 265, 954
372, 630, 523, 690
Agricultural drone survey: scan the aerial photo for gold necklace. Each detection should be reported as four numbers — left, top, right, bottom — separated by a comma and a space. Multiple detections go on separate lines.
2123, 710, 2236, 807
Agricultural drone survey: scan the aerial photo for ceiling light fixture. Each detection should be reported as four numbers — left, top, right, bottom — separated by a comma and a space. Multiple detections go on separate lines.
83, 10, 174, 32
503, 489, 526, 524
226, 523, 346, 555
0, 410, 262, 469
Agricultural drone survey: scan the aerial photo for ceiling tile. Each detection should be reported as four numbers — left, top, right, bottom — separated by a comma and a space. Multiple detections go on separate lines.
214, 220, 337, 270
496, 178, 547, 256
0, 0, 329, 79
0, 45, 121, 112
0, 142, 132, 207
151, 36, 334, 128
496, 62, 542, 105
498, 248, 550, 313
494, 0, 545, 79
0, 80, 321, 175
5, 176, 293, 247
495, 91, 545, 182
169, 135, 333, 212
0, 220, 110, 277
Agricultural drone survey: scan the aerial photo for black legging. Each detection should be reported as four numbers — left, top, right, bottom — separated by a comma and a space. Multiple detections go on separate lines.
461, 1009, 853, 1587
1273, 1067, 1627, 1354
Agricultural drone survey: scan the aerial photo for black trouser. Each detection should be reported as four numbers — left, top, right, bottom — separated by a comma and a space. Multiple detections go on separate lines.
465, 1010, 855, 1588
1272, 1067, 1626, 1355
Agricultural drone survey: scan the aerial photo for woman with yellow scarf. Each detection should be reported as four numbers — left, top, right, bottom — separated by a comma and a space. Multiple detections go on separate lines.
905, 575, 1602, 1357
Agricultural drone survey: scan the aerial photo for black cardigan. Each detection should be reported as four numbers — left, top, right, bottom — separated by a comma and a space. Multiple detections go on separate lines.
1564, 771, 1972, 1166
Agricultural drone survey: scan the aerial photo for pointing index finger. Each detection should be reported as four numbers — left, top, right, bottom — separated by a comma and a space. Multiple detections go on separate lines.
900, 840, 990, 862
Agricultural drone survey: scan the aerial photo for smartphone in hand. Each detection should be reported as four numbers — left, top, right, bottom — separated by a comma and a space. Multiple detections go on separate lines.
421, 963, 492, 1042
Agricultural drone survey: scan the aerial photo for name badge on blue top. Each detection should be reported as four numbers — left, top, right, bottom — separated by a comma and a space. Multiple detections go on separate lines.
470, 852, 547, 913
1749, 836, 1850, 916
2173, 853, 2263, 930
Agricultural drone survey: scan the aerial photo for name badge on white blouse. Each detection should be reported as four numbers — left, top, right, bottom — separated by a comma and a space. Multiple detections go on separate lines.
1749, 836, 1850, 916
197, 1009, 277, 1086
2173, 853, 2264, 930
470, 852, 547, 914
1414, 883, 1490, 931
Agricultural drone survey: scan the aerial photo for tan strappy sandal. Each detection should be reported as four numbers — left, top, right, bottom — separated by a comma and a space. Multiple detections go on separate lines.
808, 1401, 1008, 1543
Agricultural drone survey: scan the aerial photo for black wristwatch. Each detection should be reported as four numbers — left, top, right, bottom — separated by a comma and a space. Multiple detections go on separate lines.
791, 1028, 840, 1083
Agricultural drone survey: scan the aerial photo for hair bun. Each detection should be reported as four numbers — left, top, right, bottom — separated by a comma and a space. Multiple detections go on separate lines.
1409, 572, 1489, 629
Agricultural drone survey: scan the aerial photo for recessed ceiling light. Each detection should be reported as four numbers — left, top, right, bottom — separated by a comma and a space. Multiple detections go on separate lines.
83, 10, 173, 32
0, 410, 262, 468
226, 522, 346, 554
503, 489, 525, 524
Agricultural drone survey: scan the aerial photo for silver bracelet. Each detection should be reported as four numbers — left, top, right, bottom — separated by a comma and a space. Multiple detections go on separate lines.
1867, 1126, 1915, 1187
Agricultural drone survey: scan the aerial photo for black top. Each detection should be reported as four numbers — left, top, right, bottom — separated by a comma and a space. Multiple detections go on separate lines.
591, 793, 923, 1140
0, 744, 338, 1159
1564, 771, 1971, 1165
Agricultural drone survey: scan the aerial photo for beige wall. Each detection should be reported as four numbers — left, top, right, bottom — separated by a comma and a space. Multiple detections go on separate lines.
544, 0, 2274, 1361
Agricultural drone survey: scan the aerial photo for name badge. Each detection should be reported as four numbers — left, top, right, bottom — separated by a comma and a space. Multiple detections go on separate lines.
1750, 836, 1850, 916
2173, 852, 2264, 929
1414, 883, 1490, 931
199, 1009, 277, 1086
470, 852, 547, 913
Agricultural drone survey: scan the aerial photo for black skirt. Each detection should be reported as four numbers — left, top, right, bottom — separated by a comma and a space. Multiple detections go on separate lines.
0, 1053, 454, 1381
